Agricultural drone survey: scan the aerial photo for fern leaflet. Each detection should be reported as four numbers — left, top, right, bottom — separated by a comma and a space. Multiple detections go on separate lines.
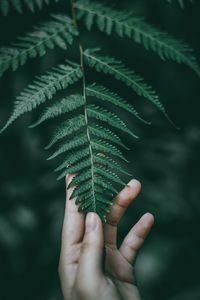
29, 94, 84, 128
86, 83, 151, 125
84, 48, 172, 121
76, 0, 200, 77
0, 0, 60, 15
0, 62, 83, 133
0, 15, 77, 77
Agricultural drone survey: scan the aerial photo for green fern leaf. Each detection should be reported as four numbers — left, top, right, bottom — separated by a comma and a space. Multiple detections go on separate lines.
94, 176, 118, 195
68, 169, 92, 187
0, 15, 77, 77
54, 148, 90, 172
57, 158, 91, 180
71, 183, 92, 199
84, 49, 174, 123
94, 165, 125, 186
87, 104, 138, 139
86, 83, 151, 125
93, 154, 132, 176
1, 0, 189, 220
76, 0, 200, 77
29, 94, 84, 128
89, 123, 129, 150
47, 133, 88, 160
0, 63, 83, 133
45, 115, 86, 149
91, 139, 128, 162
0, 0, 60, 15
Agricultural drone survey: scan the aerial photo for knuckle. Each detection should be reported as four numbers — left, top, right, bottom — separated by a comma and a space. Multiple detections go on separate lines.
81, 241, 92, 251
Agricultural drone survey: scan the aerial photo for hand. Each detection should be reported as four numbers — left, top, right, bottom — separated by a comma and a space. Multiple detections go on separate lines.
58, 174, 154, 300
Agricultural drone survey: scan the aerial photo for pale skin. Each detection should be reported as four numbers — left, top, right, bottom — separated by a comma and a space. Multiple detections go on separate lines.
58, 174, 154, 300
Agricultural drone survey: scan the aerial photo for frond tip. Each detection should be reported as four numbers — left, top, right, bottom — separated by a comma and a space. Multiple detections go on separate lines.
29, 94, 84, 128
0, 62, 83, 133
0, 0, 60, 16
84, 48, 172, 121
86, 83, 151, 125
76, 0, 200, 77
0, 15, 77, 77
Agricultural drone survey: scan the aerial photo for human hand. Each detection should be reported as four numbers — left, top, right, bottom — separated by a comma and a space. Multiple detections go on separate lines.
58, 174, 154, 300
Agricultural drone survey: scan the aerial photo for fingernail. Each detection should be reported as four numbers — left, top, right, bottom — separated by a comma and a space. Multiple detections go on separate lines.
86, 213, 98, 232
127, 178, 141, 188
142, 213, 155, 224
127, 178, 136, 186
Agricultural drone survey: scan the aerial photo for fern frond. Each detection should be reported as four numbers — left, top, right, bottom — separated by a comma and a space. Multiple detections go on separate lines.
94, 165, 125, 186
29, 94, 84, 128
86, 83, 151, 125
84, 49, 172, 122
45, 115, 86, 149
94, 176, 118, 195
93, 154, 132, 176
0, 0, 60, 15
54, 148, 90, 172
87, 104, 138, 139
89, 123, 129, 150
91, 139, 128, 162
0, 15, 77, 77
47, 133, 88, 160
71, 183, 93, 199
0, 62, 82, 133
59, 158, 91, 177
76, 0, 200, 77
1, 0, 188, 220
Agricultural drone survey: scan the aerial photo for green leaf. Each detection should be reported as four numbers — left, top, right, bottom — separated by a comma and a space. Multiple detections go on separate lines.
0, 0, 60, 15
84, 49, 175, 125
0, 15, 77, 76
0, 62, 83, 133
45, 115, 86, 149
91, 139, 128, 162
87, 104, 138, 139
54, 148, 90, 172
47, 133, 88, 160
86, 83, 151, 125
89, 123, 129, 150
29, 94, 84, 128
76, 0, 200, 77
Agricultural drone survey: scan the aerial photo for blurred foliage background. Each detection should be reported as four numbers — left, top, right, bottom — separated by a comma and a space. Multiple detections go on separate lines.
0, 0, 200, 299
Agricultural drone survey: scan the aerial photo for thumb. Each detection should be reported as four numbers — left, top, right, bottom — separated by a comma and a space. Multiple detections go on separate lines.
76, 213, 104, 284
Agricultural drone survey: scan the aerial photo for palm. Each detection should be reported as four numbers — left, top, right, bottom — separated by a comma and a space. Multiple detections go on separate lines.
59, 175, 154, 300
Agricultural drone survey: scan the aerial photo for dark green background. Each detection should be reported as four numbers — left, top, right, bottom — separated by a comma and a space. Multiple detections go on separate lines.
0, 1, 200, 299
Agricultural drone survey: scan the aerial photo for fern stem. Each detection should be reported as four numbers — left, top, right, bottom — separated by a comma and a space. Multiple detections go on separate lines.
70, 0, 97, 212
70, 0, 78, 27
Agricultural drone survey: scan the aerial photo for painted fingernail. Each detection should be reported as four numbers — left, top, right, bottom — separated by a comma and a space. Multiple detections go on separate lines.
86, 213, 98, 232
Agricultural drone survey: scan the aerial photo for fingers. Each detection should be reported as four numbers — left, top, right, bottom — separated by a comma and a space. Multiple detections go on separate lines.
60, 174, 85, 266
119, 213, 154, 264
104, 179, 141, 248
76, 213, 104, 286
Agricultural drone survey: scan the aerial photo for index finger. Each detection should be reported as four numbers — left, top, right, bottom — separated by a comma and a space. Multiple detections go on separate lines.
104, 179, 141, 248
